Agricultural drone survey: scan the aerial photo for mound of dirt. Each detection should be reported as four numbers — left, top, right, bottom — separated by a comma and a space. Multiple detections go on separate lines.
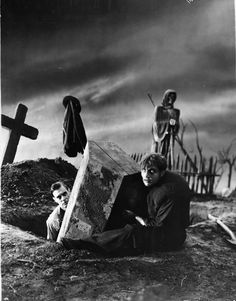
1, 158, 77, 237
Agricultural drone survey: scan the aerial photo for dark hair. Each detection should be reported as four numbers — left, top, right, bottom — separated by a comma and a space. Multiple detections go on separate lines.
140, 153, 167, 172
50, 181, 68, 196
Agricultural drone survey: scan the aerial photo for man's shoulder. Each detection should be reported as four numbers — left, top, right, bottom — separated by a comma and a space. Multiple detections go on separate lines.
164, 171, 187, 183
148, 183, 169, 200
159, 171, 191, 194
47, 206, 62, 221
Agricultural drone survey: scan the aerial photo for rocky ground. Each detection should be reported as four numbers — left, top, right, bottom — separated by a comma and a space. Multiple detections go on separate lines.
1, 159, 236, 301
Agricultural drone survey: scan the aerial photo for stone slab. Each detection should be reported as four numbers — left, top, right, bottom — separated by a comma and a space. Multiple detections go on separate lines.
57, 140, 140, 242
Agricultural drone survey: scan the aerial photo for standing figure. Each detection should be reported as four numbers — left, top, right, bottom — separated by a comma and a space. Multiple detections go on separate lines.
151, 89, 180, 162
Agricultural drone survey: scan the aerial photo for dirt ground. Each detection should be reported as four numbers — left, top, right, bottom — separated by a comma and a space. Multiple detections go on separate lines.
1, 159, 236, 301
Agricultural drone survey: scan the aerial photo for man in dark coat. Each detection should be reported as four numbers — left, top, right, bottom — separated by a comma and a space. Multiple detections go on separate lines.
61, 153, 192, 255
133, 153, 191, 252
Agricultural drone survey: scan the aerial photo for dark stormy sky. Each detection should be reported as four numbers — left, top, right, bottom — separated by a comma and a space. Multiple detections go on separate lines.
1, 0, 236, 188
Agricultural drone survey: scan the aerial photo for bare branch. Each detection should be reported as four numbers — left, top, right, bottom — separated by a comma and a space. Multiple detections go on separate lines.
179, 119, 187, 144
175, 136, 198, 172
232, 156, 236, 166
217, 139, 236, 188
214, 165, 224, 190
226, 138, 236, 154
189, 120, 203, 166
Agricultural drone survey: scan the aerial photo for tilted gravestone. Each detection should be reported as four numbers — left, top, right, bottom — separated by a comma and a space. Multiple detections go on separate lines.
57, 140, 140, 242
1, 103, 39, 165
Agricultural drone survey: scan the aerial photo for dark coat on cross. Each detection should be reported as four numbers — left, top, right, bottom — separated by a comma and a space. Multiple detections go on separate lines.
62, 96, 87, 157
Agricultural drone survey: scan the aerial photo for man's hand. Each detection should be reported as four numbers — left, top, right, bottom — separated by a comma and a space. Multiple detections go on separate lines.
122, 210, 147, 226
122, 210, 136, 223
135, 216, 147, 226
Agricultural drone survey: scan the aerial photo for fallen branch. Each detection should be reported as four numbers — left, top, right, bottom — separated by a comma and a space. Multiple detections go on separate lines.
17, 259, 41, 270
9, 284, 23, 298
180, 275, 187, 287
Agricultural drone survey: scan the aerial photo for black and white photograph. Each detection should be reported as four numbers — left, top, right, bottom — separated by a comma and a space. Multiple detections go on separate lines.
1, 0, 236, 300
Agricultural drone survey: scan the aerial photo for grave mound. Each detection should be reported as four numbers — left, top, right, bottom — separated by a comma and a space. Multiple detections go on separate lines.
1, 158, 77, 237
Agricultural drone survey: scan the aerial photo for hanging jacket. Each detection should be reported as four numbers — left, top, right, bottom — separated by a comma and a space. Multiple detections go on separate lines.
62, 95, 87, 157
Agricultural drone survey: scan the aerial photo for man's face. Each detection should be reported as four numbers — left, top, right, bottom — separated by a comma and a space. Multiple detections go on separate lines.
141, 165, 164, 187
52, 185, 70, 210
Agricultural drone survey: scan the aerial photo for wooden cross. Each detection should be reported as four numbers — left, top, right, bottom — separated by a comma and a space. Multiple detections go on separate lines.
1, 103, 39, 165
